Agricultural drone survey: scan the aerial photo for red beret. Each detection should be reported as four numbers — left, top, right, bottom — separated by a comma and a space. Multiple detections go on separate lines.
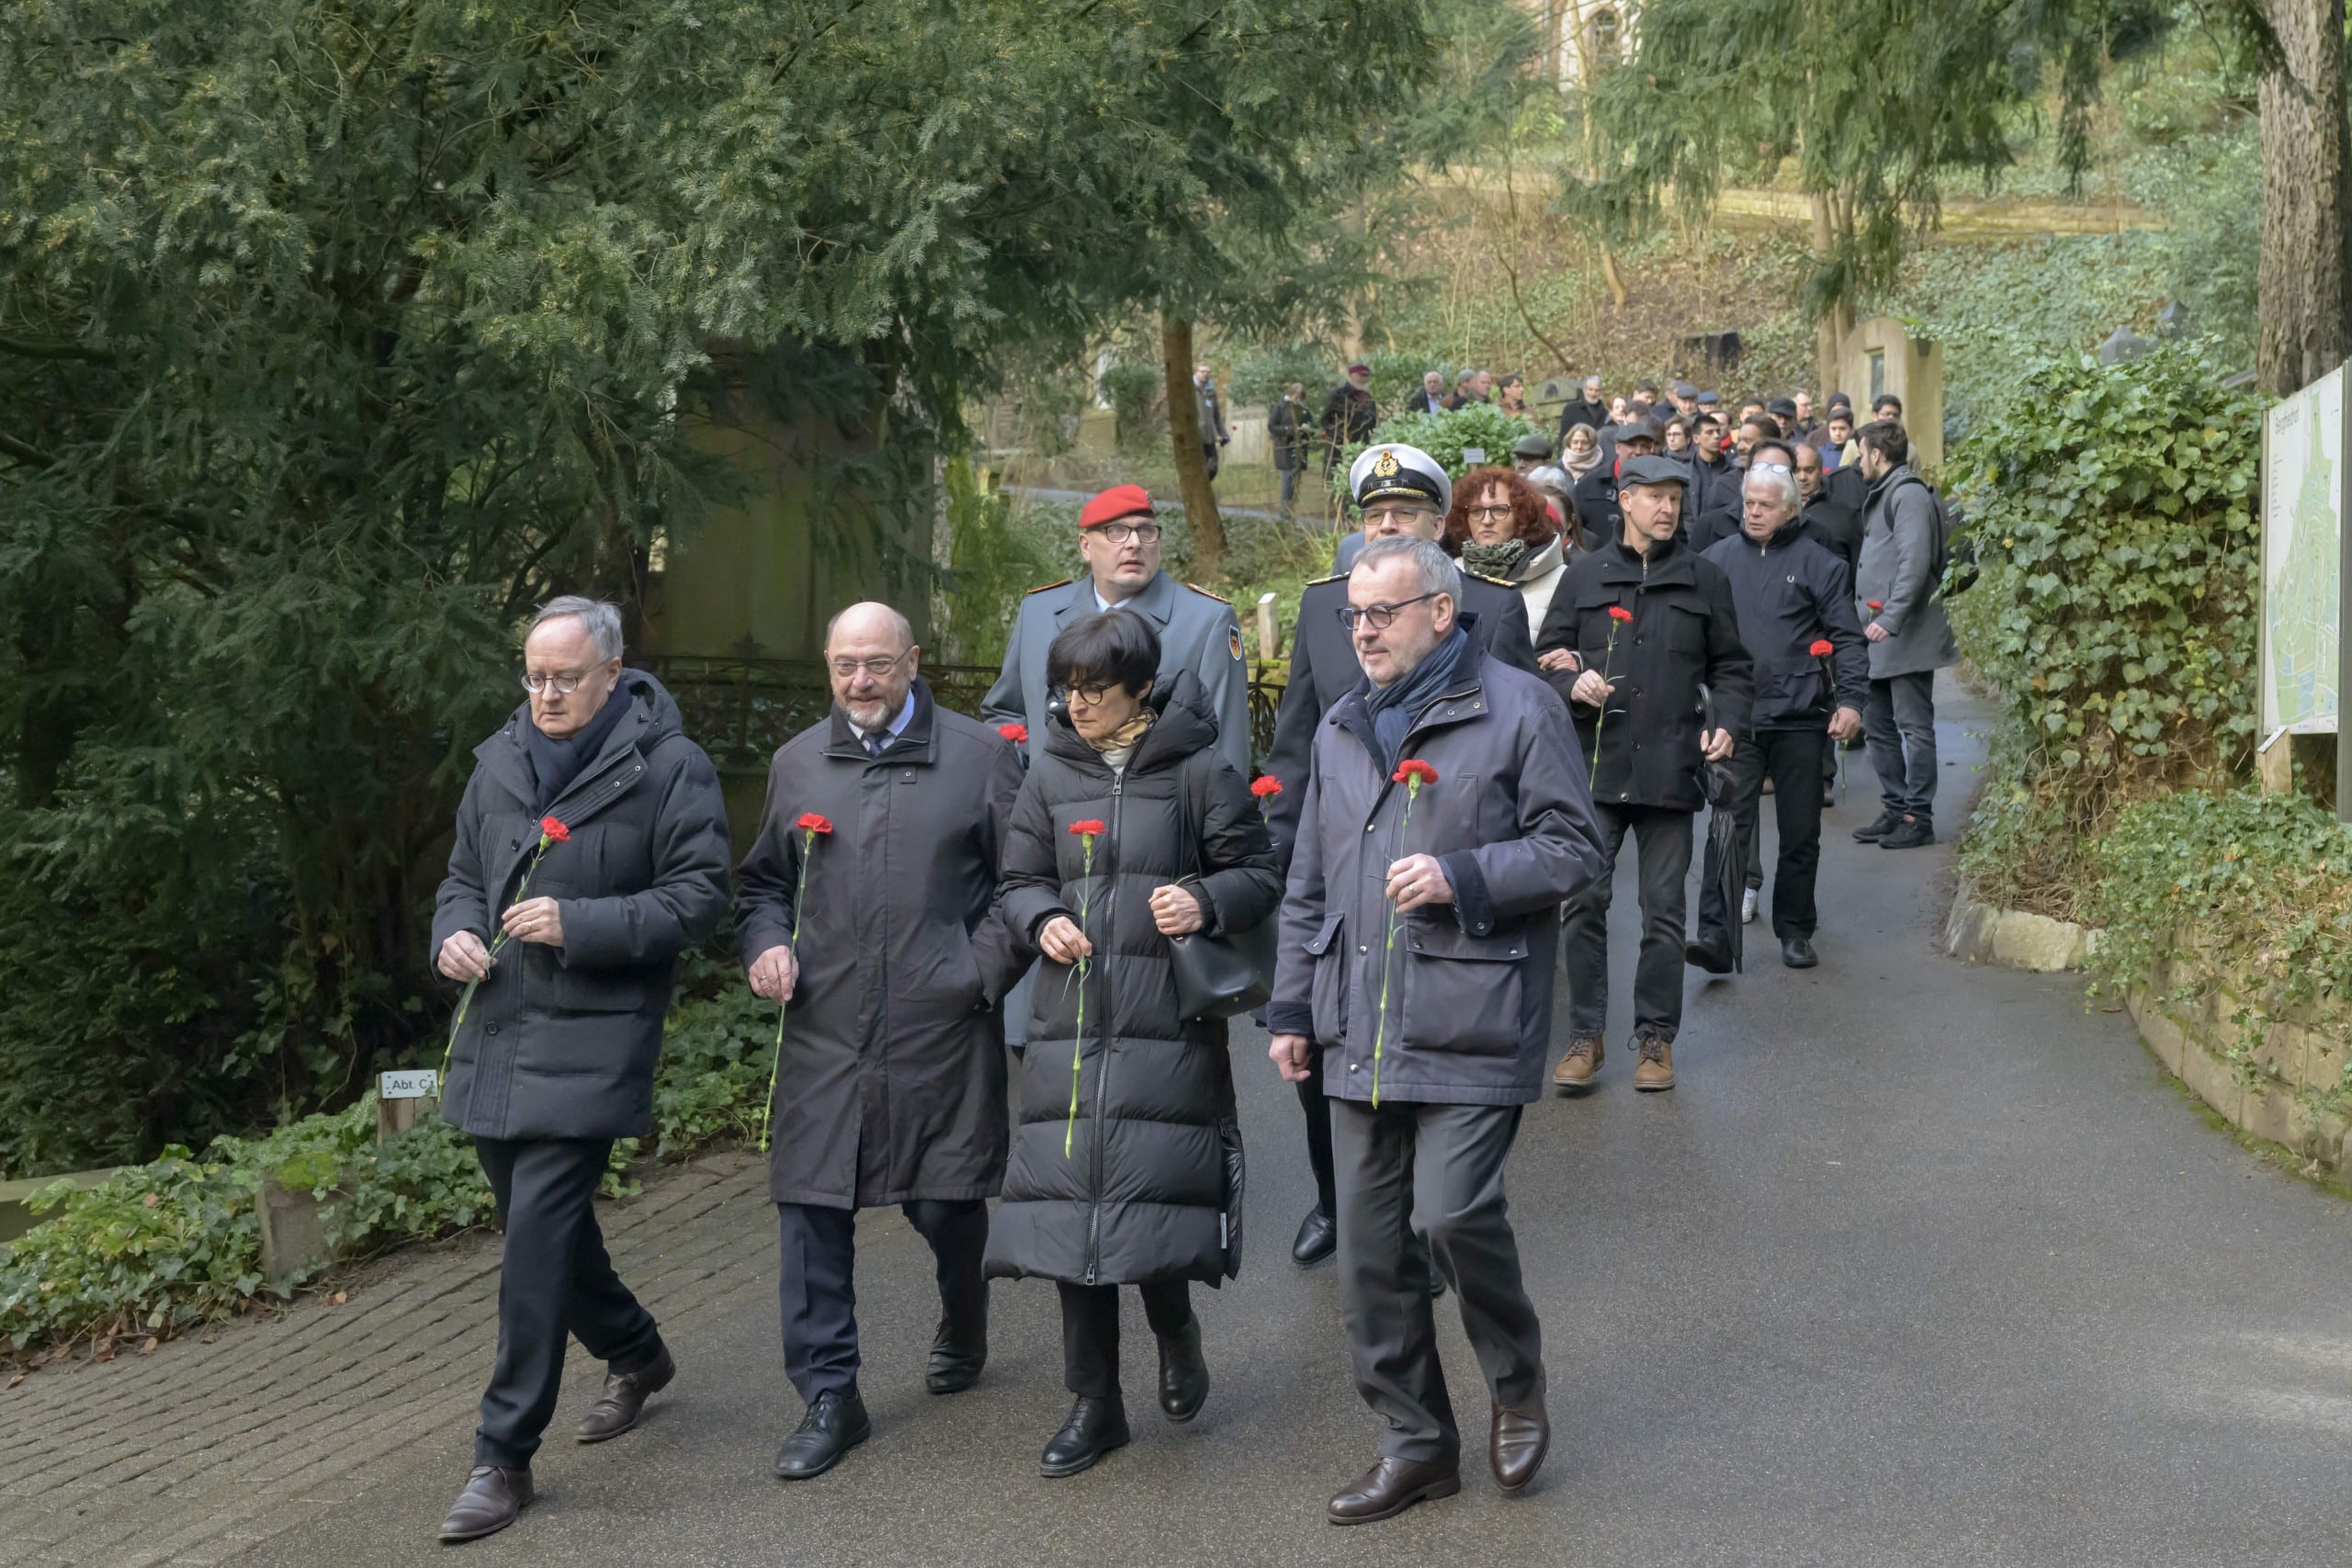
1080, 484, 1155, 529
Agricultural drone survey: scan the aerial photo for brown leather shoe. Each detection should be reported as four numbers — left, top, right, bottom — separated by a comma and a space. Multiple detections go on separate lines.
1633, 1032, 1675, 1090
1552, 1034, 1603, 1091
575, 1343, 674, 1442
1327, 1456, 1461, 1526
1490, 1403, 1549, 1494
438, 1464, 533, 1543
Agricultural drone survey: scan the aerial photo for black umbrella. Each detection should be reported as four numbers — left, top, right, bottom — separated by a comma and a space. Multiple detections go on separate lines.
1701, 694, 1744, 974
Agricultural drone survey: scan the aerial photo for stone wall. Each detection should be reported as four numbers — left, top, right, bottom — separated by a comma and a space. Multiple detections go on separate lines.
1947, 880, 2352, 1177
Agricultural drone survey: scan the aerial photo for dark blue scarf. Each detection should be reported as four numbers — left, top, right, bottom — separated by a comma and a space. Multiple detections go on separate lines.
525, 682, 635, 812
1365, 626, 1467, 769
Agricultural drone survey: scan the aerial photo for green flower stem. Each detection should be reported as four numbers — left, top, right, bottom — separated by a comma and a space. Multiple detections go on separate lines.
441, 832, 554, 1078
1588, 625, 1621, 790
760, 828, 817, 1154
1369, 776, 1423, 1109
1065, 835, 1096, 1158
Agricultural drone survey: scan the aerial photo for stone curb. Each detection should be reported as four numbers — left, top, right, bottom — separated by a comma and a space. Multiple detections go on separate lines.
1945, 877, 2349, 1177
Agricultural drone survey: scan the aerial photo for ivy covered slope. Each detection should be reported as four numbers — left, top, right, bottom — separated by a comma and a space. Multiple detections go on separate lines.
1, 970, 775, 1364
1948, 342, 2263, 914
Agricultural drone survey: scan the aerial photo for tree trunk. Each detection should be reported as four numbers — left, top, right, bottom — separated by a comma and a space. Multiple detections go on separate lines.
1161, 311, 1224, 580
2255, 0, 2351, 395
1809, 193, 1858, 395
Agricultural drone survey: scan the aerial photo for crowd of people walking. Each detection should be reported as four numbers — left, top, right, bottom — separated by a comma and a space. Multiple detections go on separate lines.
424, 363, 1962, 1541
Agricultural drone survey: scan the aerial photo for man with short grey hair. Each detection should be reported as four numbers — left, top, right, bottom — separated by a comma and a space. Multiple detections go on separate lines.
1692, 469, 1868, 970
1268, 527, 1602, 1525
431, 596, 730, 1543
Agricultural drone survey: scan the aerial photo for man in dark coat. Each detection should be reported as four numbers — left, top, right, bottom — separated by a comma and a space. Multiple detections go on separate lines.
1557, 375, 1610, 444
1690, 468, 1868, 972
1685, 437, 1799, 555
430, 597, 731, 1544
1193, 362, 1228, 480
736, 603, 1025, 1481
1320, 364, 1379, 486
1259, 442, 1539, 1269
1794, 441, 1863, 572
1269, 382, 1310, 518
1267, 535, 1603, 1525
1537, 456, 1752, 1093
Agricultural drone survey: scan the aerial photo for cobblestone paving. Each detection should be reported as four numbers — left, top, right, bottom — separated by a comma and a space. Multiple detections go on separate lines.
0, 1153, 772, 1567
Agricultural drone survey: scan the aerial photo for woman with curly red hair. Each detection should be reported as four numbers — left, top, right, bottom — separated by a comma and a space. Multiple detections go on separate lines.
1443, 465, 1575, 635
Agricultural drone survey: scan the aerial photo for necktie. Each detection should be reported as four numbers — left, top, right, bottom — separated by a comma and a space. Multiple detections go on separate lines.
864, 732, 887, 759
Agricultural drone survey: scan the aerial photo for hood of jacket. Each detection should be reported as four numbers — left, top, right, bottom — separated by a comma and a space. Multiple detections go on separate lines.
476, 667, 686, 788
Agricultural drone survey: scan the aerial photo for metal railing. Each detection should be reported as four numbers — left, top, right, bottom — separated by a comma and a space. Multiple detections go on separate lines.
642, 656, 1288, 773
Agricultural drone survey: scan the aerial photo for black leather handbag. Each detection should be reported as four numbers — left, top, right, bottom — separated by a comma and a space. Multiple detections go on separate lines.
1166, 754, 1278, 1021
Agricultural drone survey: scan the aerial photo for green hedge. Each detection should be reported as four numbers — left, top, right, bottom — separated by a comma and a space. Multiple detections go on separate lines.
3, 976, 780, 1361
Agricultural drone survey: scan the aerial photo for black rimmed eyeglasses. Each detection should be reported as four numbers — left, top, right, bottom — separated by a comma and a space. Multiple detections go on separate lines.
1338, 592, 1442, 632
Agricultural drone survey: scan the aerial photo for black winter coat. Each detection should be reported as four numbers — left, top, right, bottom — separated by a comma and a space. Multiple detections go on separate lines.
1536, 536, 1755, 811
434, 671, 731, 1141
1261, 575, 1539, 869
985, 676, 1283, 1288
1798, 492, 1863, 572
1702, 525, 1869, 730
734, 683, 1024, 1209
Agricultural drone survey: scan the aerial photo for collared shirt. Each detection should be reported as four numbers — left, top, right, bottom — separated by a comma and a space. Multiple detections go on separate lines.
1093, 585, 1140, 615
846, 687, 917, 746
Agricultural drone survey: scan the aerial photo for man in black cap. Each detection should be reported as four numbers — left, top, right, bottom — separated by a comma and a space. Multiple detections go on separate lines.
1668, 381, 1700, 421
1570, 421, 1657, 546
1510, 432, 1555, 475
1537, 456, 1750, 1094
1261, 442, 1539, 1268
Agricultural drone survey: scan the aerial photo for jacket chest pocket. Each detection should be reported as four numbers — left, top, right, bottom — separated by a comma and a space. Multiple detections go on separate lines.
1660, 599, 1709, 655
1399, 923, 1523, 1056
1304, 913, 1349, 1044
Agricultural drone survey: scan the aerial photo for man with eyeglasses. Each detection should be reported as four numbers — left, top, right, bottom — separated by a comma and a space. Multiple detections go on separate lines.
431, 597, 730, 1543
983, 483, 1250, 777
1266, 532, 1600, 1524
736, 602, 1025, 1482
1538, 456, 1752, 1093
1260, 444, 1539, 1270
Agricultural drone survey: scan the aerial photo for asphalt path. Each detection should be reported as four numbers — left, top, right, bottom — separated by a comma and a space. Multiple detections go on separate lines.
240, 676, 2352, 1566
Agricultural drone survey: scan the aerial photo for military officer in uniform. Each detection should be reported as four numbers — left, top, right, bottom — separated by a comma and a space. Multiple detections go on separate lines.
1258, 443, 1542, 1268
982, 483, 1251, 778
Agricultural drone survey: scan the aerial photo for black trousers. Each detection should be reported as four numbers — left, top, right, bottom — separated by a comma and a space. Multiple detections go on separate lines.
473, 1136, 662, 1469
776, 1199, 989, 1404
1696, 728, 1828, 942
1330, 1099, 1543, 1466
1563, 803, 1696, 1040
1057, 1279, 1193, 1400
1296, 1053, 1339, 1220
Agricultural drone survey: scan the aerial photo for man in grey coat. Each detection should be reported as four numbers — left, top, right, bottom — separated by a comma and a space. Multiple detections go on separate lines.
1850, 420, 1961, 850
431, 597, 730, 1544
1267, 536, 1603, 1526
737, 602, 1025, 1481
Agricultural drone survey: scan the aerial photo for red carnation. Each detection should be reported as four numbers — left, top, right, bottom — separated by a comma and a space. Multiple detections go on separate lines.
1250, 775, 1283, 798
539, 816, 571, 842
997, 723, 1029, 745
1608, 604, 1634, 624
1069, 818, 1106, 836
795, 812, 834, 835
1809, 638, 1835, 657
1867, 600, 1884, 612
1392, 760, 1439, 787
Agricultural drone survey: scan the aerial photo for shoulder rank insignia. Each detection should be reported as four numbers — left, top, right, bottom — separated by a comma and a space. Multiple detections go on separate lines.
1464, 570, 1514, 588
1186, 582, 1232, 604
1023, 578, 1073, 596
1305, 571, 1347, 587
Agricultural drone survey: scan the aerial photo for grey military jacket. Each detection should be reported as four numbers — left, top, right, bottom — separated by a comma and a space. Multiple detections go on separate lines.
982, 569, 1251, 776
1264, 653, 1604, 1106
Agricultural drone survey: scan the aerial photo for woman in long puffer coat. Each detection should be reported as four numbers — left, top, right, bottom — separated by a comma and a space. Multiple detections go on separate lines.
986, 611, 1282, 1479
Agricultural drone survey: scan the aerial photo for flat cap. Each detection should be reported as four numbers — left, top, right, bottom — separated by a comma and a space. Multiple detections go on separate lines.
1617, 454, 1690, 490
1510, 432, 1555, 459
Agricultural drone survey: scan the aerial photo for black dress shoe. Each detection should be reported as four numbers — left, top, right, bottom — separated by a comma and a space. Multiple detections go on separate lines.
1879, 816, 1935, 849
1781, 935, 1819, 969
1040, 1394, 1130, 1478
1490, 1404, 1550, 1494
575, 1342, 674, 1442
1684, 938, 1735, 974
773, 1390, 871, 1480
1290, 1206, 1337, 1266
438, 1465, 533, 1543
926, 1317, 987, 1395
1158, 1317, 1209, 1422
1326, 1455, 1461, 1525
1852, 810, 1900, 842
